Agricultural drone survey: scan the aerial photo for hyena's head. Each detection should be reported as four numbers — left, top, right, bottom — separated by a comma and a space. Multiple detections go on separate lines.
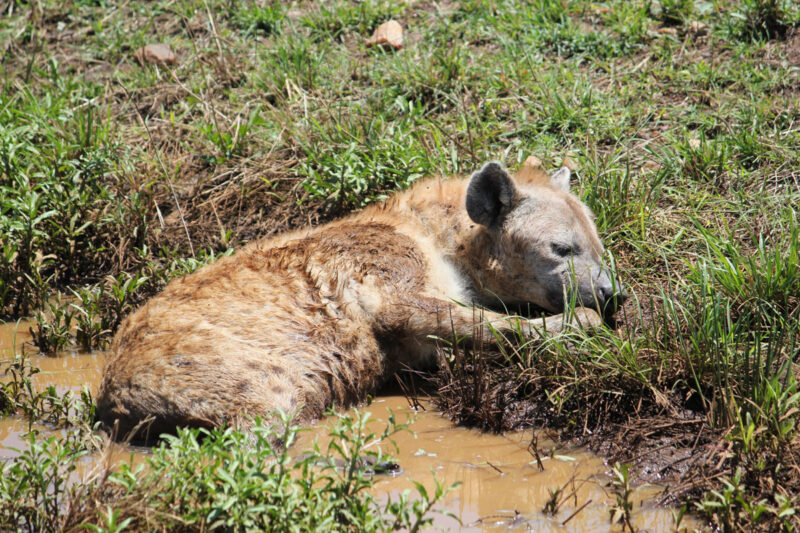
465, 160, 625, 315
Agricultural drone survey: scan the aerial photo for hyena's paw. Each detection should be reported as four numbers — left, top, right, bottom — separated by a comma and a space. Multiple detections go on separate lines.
566, 307, 603, 331
525, 307, 603, 337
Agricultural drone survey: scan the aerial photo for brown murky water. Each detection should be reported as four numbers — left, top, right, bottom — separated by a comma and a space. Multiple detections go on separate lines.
1, 320, 700, 531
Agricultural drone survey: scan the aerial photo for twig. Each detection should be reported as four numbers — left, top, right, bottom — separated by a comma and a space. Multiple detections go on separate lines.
562, 499, 592, 526
487, 461, 503, 474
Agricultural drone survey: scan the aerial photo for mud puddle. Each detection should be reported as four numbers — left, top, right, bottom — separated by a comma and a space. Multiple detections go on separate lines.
1, 321, 701, 531
301, 397, 695, 532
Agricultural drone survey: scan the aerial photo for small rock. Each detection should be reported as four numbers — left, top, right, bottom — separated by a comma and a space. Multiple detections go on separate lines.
366, 20, 403, 50
134, 44, 177, 66
523, 155, 543, 169
689, 21, 709, 36
516, 156, 548, 184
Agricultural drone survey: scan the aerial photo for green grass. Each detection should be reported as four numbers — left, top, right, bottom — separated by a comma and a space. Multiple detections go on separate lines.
1, 0, 799, 530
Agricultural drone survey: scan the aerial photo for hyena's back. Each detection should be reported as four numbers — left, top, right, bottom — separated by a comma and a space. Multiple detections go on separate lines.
98, 221, 420, 438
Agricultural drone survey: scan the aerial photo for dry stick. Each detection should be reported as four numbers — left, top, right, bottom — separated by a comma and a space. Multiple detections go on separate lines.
558, 472, 591, 512
528, 431, 545, 472
118, 80, 195, 257
561, 499, 592, 526
202, 0, 225, 59
459, 90, 476, 164
486, 461, 503, 474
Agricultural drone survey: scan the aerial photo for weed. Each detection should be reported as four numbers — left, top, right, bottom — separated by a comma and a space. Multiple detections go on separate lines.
30, 296, 75, 355
679, 135, 730, 185
542, 486, 564, 515
1, 350, 96, 431
0, 432, 95, 533
609, 462, 636, 533
657, 0, 695, 26
300, 0, 406, 42
231, 0, 286, 38
734, 0, 799, 41
298, 113, 429, 212
199, 105, 267, 163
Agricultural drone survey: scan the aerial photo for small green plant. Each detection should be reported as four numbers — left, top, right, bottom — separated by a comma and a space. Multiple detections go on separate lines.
232, 0, 286, 37
657, 0, 694, 26
735, 0, 798, 40
697, 466, 800, 531
71, 271, 149, 352
0, 432, 95, 533
696, 468, 746, 531
264, 32, 328, 90
1, 351, 97, 431
679, 136, 730, 185
30, 296, 75, 355
82, 507, 133, 533
300, 0, 405, 42
609, 462, 635, 533
198, 106, 266, 163
299, 116, 428, 212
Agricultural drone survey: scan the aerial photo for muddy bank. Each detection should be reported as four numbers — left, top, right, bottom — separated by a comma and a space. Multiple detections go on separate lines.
422, 304, 800, 525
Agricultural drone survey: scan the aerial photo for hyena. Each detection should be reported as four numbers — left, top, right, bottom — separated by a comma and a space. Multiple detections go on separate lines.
97, 158, 624, 439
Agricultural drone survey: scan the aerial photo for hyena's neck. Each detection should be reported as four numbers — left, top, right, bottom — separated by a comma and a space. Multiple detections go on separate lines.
454, 230, 503, 308
381, 178, 500, 306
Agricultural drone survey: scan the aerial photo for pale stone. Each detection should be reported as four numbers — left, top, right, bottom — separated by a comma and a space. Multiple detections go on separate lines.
689, 21, 709, 35
366, 20, 403, 50
134, 44, 177, 66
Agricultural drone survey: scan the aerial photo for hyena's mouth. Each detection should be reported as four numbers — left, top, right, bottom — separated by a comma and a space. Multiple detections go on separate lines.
547, 286, 627, 317
601, 289, 627, 316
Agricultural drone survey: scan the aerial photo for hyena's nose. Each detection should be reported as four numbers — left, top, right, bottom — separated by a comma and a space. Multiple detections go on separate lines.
599, 285, 627, 314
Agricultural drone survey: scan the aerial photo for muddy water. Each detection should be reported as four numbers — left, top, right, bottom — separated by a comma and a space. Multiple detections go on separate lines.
300, 398, 687, 532
1, 321, 699, 531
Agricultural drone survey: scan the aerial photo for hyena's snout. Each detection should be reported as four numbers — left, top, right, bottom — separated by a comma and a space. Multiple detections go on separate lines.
590, 269, 628, 314
595, 276, 627, 314
575, 266, 627, 315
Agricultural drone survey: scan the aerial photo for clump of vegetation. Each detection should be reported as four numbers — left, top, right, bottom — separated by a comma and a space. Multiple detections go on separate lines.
231, 1, 287, 38
1, 350, 96, 431
656, 0, 695, 26
735, 0, 800, 40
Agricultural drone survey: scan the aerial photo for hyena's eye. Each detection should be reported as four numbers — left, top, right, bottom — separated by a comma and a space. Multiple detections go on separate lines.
551, 243, 576, 257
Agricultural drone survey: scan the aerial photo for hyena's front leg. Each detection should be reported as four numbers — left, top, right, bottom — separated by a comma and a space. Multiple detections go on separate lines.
376, 295, 602, 347
523, 306, 603, 336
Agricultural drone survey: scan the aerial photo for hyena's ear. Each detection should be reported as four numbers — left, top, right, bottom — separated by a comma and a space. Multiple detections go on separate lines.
550, 166, 571, 192
466, 162, 517, 227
